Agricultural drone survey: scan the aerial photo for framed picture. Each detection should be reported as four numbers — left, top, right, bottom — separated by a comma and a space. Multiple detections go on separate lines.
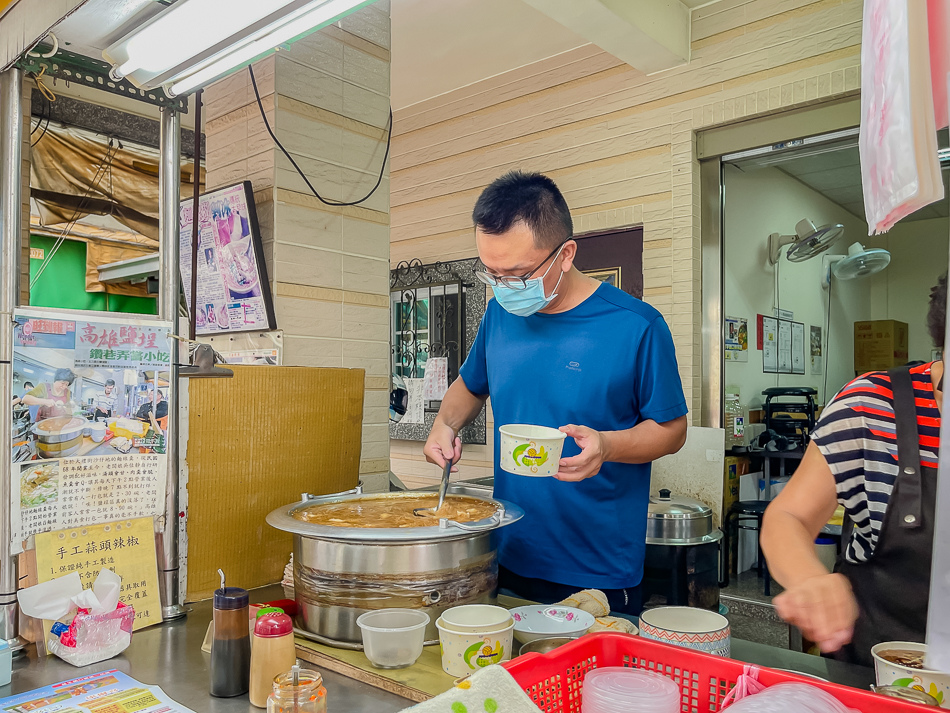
583, 267, 621, 288
179, 181, 277, 335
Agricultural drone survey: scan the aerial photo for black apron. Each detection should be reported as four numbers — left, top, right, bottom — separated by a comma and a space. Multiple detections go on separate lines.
833, 365, 936, 667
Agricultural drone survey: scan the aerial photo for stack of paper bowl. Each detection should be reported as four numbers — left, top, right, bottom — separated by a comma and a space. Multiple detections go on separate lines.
582, 667, 679, 713
436, 605, 514, 677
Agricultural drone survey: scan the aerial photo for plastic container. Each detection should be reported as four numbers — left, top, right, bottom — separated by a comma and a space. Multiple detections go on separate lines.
582, 667, 679, 713
725, 394, 746, 448
356, 609, 429, 670
267, 665, 327, 713
0, 640, 11, 686
504, 632, 930, 713
250, 610, 297, 707
499, 424, 567, 476
210, 580, 251, 698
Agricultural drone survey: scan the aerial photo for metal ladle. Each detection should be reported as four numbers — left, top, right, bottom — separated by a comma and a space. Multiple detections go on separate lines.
414, 458, 452, 517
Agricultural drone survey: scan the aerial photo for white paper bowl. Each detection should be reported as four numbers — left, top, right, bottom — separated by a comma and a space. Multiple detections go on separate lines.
440, 604, 512, 633
872, 641, 950, 708
499, 424, 567, 477
436, 617, 514, 677
638, 606, 731, 657
510, 605, 594, 644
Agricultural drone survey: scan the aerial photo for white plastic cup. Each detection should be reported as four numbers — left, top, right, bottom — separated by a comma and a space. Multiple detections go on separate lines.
356, 609, 429, 670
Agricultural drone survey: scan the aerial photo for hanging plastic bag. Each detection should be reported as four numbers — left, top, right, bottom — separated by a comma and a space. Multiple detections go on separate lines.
928, 0, 950, 129
860, 0, 943, 234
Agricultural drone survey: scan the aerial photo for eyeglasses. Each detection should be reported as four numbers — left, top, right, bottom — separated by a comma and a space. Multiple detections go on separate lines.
474, 240, 570, 290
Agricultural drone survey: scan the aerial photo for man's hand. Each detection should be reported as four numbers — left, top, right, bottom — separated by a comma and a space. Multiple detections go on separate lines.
555, 424, 607, 481
773, 573, 858, 653
423, 421, 462, 471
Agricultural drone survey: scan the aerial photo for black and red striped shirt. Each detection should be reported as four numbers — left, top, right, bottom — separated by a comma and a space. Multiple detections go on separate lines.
812, 362, 940, 563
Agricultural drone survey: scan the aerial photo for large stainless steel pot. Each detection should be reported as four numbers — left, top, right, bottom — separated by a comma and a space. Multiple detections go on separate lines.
643, 489, 723, 611
266, 489, 524, 645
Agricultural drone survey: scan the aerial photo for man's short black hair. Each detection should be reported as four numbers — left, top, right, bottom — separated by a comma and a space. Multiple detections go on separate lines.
23, 381, 33, 389
105, 379, 115, 387
472, 171, 573, 249
928, 273, 947, 349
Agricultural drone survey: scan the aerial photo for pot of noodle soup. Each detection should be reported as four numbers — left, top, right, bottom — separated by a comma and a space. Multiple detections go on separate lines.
266, 488, 524, 645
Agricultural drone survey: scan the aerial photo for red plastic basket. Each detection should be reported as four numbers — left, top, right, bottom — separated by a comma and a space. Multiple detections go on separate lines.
503, 632, 934, 712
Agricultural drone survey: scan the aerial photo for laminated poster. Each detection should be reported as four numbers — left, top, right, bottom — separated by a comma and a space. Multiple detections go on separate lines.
179, 180, 276, 336
724, 316, 748, 362
0, 669, 195, 711
10, 310, 171, 554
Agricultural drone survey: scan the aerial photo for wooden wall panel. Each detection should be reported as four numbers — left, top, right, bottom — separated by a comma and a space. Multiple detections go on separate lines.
390, 0, 864, 487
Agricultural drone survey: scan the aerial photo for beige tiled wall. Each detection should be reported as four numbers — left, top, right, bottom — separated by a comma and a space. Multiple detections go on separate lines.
205, 1, 392, 492
390, 0, 863, 486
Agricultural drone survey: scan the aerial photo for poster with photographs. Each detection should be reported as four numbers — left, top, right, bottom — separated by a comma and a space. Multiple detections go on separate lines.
724, 316, 749, 362
179, 181, 276, 335
10, 310, 172, 549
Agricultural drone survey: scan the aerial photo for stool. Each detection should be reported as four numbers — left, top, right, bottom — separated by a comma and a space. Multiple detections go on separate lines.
722, 500, 772, 596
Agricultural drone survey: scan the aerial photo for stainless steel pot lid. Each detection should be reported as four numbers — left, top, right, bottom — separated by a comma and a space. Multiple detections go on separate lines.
266, 490, 524, 543
648, 489, 712, 520
646, 489, 719, 545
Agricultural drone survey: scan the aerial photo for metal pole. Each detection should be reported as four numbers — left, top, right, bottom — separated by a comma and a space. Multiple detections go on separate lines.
189, 90, 202, 341
158, 107, 185, 620
0, 67, 25, 654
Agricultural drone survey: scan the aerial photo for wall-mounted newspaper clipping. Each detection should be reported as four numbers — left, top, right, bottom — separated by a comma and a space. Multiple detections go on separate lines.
10, 310, 173, 552
179, 180, 276, 336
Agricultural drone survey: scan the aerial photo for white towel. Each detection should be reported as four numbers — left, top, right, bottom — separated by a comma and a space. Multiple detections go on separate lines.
397, 665, 539, 713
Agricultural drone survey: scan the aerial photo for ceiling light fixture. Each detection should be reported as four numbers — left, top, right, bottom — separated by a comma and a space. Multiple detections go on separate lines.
103, 0, 374, 96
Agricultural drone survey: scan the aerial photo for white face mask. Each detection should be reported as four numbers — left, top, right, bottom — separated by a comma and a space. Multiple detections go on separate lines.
491, 246, 565, 317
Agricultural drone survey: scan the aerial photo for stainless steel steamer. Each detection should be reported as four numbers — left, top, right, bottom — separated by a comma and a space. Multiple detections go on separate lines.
266, 490, 524, 644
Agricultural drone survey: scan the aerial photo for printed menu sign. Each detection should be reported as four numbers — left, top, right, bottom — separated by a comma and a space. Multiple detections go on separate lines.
179, 180, 276, 335
35, 518, 162, 631
10, 309, 172, 553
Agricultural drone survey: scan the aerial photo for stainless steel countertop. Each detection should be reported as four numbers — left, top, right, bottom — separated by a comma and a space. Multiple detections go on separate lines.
0, 577, 874, 711
0, 585, 410, 713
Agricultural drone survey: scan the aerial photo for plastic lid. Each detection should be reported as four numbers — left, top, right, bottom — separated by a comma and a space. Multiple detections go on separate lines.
256, 606, 284, 619
255, 611, 293, 637
213, 586, 249, 610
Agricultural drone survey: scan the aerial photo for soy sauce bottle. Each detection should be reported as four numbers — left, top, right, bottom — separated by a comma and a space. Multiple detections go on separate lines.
210, 570, 251, 697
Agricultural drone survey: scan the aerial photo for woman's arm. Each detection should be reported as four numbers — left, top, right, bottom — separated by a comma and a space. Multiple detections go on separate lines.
762, 441, 859, 652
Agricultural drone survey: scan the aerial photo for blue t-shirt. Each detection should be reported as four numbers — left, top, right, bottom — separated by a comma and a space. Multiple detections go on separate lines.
459, 282, 687, 589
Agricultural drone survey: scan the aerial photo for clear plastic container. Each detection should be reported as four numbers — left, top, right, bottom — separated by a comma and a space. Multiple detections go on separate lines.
356, 609, 429, 669
582, 667, 679, 713
725, 393, 746, 448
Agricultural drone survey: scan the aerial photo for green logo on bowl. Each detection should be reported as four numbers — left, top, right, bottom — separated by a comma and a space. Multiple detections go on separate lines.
463, 640, 505, 669
892, 678, 944, 704
512, 442, 548, 470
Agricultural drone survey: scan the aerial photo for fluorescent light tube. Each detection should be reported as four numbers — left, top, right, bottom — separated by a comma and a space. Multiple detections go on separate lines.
104, 0, 373, 95
168, 0, 371, 96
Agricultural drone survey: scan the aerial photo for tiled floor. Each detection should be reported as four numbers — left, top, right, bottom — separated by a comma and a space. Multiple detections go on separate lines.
721, 571, 792, 650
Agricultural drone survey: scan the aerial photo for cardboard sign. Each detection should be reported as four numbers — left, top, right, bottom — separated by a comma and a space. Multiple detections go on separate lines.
35, 517, 162, 632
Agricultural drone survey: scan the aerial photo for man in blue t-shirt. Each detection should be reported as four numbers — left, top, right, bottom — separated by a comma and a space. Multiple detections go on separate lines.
423, 171, 688, 615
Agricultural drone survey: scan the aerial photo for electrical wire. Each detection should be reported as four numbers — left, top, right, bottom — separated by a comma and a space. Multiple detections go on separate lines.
30, 140, 119, 289
248, 64, 392, 207
31, 92, 51, 147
